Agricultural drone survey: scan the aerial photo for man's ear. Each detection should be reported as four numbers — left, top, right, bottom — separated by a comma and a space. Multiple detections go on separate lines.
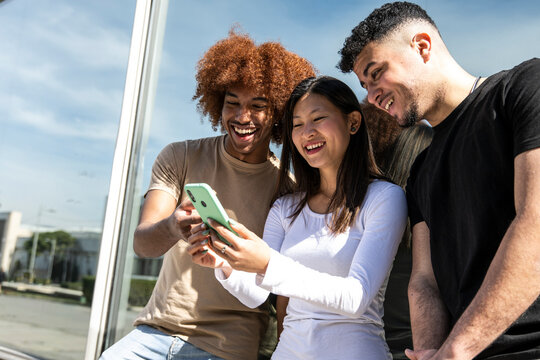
411, 32, 432, 63
348, 111, 362, 134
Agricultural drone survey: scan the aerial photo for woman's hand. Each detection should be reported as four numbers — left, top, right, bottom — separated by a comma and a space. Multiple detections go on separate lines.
207, 218, 272, 274
187, 223, 231, 271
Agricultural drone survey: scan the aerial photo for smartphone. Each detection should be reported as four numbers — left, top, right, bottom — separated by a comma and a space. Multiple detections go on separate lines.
184, 183, 238, 245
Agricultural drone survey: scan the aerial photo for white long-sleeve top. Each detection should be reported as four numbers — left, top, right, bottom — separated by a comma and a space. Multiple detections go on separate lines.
216, 180, 407, 359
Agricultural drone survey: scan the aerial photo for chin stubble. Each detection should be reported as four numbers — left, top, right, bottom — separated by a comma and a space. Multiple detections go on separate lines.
400, 103, 419, 128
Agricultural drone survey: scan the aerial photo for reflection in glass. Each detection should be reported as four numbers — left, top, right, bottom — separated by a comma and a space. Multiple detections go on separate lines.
0, 1, 135, 359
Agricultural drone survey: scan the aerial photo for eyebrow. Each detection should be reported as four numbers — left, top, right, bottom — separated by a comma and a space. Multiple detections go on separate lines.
225, 91, 268, 102
363, 61, 376, 78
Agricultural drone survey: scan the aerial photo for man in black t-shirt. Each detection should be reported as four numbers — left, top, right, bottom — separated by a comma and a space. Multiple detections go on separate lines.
338, 2, 540, 360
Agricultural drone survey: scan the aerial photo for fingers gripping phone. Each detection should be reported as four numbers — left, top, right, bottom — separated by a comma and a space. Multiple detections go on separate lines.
184, 183, 238, 246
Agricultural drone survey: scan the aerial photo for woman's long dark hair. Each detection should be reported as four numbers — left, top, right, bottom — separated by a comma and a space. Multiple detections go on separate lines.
275, 76, 382, 233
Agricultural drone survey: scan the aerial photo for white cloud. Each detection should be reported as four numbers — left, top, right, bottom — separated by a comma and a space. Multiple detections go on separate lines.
1, 96, 118, 141
1, 2, 130, 70
3, 63, 124, 117
0, 1, 129, 144
32, 21, 131, 70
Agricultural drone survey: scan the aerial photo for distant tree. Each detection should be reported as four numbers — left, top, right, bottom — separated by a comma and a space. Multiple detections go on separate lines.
24, 230, 77, 265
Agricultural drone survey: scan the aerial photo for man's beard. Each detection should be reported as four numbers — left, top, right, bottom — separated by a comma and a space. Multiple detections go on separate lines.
400, 102, 420, 128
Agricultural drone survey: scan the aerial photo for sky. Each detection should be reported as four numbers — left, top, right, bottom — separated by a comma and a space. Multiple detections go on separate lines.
1, 0, 539, 232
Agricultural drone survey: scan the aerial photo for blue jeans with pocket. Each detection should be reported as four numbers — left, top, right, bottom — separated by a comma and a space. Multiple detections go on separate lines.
99, 324, 225, 360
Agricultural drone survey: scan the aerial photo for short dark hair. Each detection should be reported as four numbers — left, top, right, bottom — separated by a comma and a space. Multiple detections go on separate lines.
338, 1, 438, 73
276, 76, 382, 234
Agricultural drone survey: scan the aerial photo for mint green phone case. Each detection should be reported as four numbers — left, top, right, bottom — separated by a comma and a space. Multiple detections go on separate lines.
184, 183, 238, 245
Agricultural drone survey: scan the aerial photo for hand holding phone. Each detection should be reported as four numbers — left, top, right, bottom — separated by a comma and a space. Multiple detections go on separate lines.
185, 183, 272, 274
184, 183, 238, 245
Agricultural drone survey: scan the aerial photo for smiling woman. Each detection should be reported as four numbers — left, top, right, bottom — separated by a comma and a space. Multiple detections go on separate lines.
188, 76, 407, 359
291, 92, 355, 177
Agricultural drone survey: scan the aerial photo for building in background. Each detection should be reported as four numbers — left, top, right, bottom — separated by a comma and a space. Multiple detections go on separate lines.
0, 211, 23, 278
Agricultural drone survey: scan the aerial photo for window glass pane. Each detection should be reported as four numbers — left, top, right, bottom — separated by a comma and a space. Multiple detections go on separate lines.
0, 1, 135, 359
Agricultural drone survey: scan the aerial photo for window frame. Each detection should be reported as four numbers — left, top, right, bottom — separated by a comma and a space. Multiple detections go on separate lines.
84, 0, 168, 358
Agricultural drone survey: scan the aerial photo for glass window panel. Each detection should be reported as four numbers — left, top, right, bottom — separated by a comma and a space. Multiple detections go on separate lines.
0, 1, 135, 359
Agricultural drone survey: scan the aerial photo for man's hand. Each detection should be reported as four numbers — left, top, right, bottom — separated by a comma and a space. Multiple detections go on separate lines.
134, 190, 203, 258
405, 348, 438, 360
166, 198, 202, 241
187, 223, 231, 271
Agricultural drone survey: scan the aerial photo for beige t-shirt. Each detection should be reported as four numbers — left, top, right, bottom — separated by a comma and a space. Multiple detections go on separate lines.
134, 135, 280, 360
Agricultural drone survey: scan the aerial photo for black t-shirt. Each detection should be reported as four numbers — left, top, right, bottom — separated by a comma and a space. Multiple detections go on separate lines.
407, 58, 540, 359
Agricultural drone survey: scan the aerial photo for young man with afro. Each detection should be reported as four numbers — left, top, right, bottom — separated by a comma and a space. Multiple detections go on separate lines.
100, 30, 315, 360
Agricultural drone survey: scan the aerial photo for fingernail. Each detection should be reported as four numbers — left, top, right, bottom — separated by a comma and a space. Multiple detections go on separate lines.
201, 239, 208, 245
202, 230, 210, 235
201, 223, 207, 229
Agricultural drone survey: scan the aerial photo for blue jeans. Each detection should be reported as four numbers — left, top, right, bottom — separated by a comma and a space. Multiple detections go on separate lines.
99, 325, 225, 360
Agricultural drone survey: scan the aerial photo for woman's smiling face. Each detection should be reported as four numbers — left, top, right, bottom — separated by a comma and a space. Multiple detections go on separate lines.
291, 92, 353, 173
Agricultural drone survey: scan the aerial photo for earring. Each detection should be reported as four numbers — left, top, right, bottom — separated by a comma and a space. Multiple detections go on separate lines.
351, 126, 357, 132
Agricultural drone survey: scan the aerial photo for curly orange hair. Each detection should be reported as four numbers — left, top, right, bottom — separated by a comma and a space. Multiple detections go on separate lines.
193, 30, 316, 143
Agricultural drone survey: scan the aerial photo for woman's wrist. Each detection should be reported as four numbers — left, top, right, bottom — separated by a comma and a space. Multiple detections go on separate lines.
255, 250, 272, 282
259, 244, 272, 274
221, 264, 233, 278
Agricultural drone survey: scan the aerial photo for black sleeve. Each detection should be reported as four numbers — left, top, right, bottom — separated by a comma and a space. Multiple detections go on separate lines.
506, 58, 540, 157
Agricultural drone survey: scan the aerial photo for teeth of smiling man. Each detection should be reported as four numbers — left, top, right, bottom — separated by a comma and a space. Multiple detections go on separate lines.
306, 142, 324, 150
233, 126, 256, 135
385, 98, 394, 110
